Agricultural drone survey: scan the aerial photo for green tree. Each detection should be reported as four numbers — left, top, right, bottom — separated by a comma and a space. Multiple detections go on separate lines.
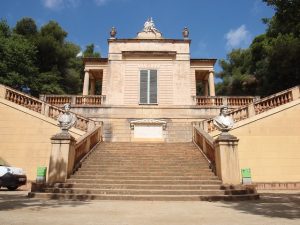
216, 49, 256, 95
35, 21, 82, 94
0, 18, 98, 96
0, 20, 38, 91
217, 0, 300, 96
83, 44, 100, 57
14, 17, 38, 37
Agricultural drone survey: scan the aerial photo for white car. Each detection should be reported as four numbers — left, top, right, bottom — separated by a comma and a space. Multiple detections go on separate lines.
0, 165, 27, 190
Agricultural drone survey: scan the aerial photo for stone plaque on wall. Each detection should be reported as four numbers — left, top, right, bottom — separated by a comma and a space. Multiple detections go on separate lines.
134, 125, 163, 139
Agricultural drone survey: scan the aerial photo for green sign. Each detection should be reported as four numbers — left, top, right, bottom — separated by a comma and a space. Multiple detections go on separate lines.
37, 167, 47, 177
241, 168, 251, 178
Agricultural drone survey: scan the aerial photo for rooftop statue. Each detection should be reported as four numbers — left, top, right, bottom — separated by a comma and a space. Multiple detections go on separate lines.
137, 17, 162, 39
213, 105, 234, 133
57, 103, 77, 133
143, 17, 160, 33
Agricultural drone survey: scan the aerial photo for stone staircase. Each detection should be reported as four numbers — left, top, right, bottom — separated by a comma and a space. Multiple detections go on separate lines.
29, 142, 258, 201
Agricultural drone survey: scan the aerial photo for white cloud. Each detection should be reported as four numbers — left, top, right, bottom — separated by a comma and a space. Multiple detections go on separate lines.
43, 0, 63, 9
94, 0, 111, 6
225, 25, 251, 49
251, 0, 263, 15
42, 0, 80, 10
76, 51, 83, 57
42, 0, 114, 9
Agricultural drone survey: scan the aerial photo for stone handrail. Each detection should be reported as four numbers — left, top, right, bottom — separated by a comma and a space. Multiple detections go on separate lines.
73, 125, 102, 172
4, 87, 43, 113
197, 86, 300, 133
40, 94, 106, 106
195, 96, 259, 107
193, 125, 216, 172
0, 84, 97, 132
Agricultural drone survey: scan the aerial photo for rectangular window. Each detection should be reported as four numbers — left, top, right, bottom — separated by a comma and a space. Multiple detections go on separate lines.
140, 70, 157, 104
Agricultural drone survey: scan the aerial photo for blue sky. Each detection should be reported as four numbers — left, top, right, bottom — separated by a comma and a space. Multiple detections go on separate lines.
1, 0, 274, 71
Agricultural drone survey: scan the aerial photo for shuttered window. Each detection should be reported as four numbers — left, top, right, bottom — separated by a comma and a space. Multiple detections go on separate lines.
140, 70, 157, 104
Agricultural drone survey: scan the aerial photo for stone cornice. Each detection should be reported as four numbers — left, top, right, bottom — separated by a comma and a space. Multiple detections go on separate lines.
122, 51, 177, 57
108, 39, 191, 44
83, 57, 108, 63
130, 119, 167, 130
190, 58, 217, 63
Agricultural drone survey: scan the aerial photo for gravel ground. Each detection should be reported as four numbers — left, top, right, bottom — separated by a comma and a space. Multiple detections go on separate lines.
0, 189, 299, 225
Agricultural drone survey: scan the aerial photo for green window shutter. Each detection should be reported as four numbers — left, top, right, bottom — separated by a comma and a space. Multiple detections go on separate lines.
149, 70, 157, 103
140, 70, 148, 104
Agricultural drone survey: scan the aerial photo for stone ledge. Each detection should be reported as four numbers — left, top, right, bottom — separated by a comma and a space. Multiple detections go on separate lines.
255, 182, 300, 190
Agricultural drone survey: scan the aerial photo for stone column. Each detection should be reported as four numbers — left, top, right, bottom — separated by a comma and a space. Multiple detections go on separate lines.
48, 133, 76, 184
208, 70, 216, 96
203, 80, 209, 96
214, 134, 241, 185
83, 69, 90, 95
90, 78, 96, 95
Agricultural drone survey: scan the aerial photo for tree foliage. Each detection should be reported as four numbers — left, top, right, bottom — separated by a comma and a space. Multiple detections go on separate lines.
83, 44, 100, 57
217, 0, 300, 96
0, 18, 100, 96
0, 19, 38, 91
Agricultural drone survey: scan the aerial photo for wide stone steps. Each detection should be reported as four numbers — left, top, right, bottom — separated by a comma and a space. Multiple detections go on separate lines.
70, 175, 219, 180
43, 188, 225, 196
66, 179, 223, 185
74, 171, 214, 176
52, 183, 222, 190
29, 142, 259, 201
28, 193, 259, 201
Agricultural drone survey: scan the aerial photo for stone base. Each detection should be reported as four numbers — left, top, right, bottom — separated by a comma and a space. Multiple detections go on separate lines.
31, 182, 46, 193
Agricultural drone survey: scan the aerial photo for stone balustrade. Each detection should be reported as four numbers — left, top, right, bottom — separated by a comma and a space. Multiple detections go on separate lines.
0, 84, 97, 132
73, 125, 102, 170
198, 86, 300, 133
48, 125, 103, 183
193, 126, 216, 171
4, 87, 43, 113
195, 96, 259, 107
40, 94, 106, 106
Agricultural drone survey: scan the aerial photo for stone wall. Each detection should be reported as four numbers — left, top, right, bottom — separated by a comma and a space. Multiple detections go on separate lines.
0, 98, 84, 181
212, 99, 300, 183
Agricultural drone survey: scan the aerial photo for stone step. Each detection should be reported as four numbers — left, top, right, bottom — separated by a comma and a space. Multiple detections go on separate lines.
29, 141, 259, 201
79, 166, 212, 171
43, 188, 225, 196
67, 179, 222, 185
28, 192, 260, 201
70, 175, 219, 180
76, 168, 213, 173
53, 183, 222, 190
75, 171, 214, 176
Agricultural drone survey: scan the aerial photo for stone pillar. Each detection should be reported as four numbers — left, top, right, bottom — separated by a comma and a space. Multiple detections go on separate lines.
90, 79, 96, 95
48, 133, 76, 184
208, 71, 216, 96
203, 80, 209, 96
0, 85, 6, 98
83, 69, 90, 95
214, 134, 241, 185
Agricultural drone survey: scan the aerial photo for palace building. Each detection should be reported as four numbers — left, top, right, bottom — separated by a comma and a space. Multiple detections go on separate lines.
1, 19, 299, 198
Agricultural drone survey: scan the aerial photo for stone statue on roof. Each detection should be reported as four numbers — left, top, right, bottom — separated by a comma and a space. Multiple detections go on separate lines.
143, 17, 160, 33
137, 17, 163, 39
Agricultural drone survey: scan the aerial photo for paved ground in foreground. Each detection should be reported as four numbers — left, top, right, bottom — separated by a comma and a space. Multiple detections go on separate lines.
0, 189, 299, 225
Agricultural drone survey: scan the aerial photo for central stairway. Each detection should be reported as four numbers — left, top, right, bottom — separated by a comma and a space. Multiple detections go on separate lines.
30, 142, 258, 201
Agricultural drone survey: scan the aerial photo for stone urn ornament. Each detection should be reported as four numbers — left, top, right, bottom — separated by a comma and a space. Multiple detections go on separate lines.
110, 26, 117, 39
182, 27, 189, 39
